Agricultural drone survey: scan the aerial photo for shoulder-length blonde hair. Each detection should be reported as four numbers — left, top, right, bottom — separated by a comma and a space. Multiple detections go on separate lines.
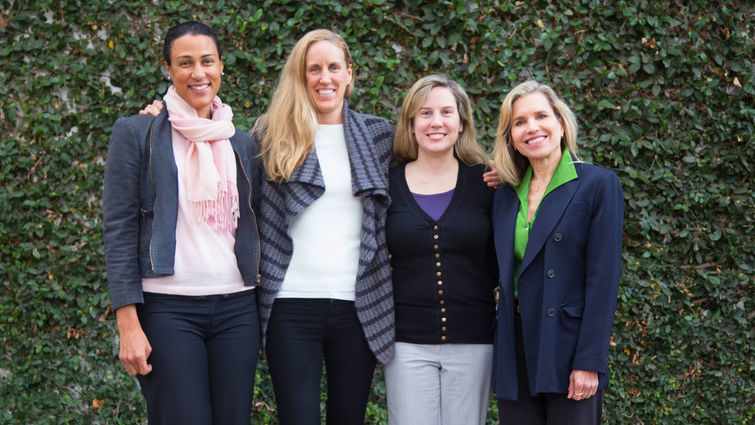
492, 80, 579, 186
253, 29, 354, 182
393, 74, 488, 166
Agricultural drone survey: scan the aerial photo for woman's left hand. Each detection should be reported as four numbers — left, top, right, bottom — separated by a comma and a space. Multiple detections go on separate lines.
483, 160, 501, 188
139, 100, 163, 116
568, 369, 598, 401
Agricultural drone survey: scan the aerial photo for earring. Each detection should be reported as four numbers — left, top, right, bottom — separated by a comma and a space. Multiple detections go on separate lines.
221, 72, 225, 76
161, 67, 170, 81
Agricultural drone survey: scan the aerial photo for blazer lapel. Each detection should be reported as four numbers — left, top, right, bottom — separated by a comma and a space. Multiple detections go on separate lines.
520, 178, 581, 274
151, 109, 178, 198
494, 185, 520, 294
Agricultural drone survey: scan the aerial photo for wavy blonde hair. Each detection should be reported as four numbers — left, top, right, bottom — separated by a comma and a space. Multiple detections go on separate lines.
393, 74, 488, 166
492, 80, 579, 186
253, 29, 354, 182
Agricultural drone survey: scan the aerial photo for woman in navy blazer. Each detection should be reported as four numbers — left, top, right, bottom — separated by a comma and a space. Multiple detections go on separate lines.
491, 80, 623, 425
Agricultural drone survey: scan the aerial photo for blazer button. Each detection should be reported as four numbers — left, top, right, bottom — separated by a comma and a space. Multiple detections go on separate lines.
547, 308, 555, 317
553, 233, 563, 242
547, 269, 556, 278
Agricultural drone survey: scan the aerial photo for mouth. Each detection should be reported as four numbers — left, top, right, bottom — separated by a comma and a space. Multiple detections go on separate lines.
189, 83, 210, 93
426, 132, 447, 141
317, 88, 336, 96
525, 135, 547, 145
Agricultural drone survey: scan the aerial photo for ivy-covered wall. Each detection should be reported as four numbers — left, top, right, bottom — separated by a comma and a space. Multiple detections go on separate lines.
1, 0, 752, 423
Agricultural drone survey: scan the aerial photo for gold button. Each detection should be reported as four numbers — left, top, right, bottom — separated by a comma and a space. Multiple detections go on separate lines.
438, 289, 443, 295
440, 300, 445, 305
436, 261, 441, 267
442, 326, 447, 331
441, 335, 446, 341
433, 225, 438, 230
434, 244, 439, 249
441, 307, 446, 313
437, 280, 443, 285
433, 234, 439, 240
441, 317, 447, 322
435, 253, 440, 258
436, 271, 442, 277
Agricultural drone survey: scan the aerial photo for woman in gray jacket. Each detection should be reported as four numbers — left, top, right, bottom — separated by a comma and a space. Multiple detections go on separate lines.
103, 21, 261, 425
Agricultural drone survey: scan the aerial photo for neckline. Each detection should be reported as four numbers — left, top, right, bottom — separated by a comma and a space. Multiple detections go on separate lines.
399, 160, 463, 224
411, 188, 455, 197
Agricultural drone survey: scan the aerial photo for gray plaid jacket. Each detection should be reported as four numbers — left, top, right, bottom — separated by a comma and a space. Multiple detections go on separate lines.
254, 102, 395, 363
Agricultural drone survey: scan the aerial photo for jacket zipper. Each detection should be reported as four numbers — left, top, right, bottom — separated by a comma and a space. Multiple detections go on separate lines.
148, 119, 156, 272
234, 147, 262, 284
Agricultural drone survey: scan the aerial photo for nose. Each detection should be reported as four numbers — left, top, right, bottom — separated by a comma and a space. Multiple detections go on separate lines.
524, 117, 537, 132
320, 69, 332, 83
190, 64, 206, 79
430, 111, 443, 127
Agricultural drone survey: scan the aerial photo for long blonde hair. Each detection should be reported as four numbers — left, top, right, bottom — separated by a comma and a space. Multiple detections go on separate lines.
492, 80, 579, 186
253, 29, 354, 182
393, 74, 488, 166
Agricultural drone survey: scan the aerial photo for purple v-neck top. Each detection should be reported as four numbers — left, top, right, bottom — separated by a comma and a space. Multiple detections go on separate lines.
412, 189, 455, 221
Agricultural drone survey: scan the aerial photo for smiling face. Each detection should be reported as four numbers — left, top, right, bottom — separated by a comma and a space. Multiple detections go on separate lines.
305, 40, 353, 124
412, 86, 462, 159
510, 92, 564, 164
164, 34, 223, 118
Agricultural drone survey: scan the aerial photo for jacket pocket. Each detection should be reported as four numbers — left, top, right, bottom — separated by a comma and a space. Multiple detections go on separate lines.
560, 298, 585, 318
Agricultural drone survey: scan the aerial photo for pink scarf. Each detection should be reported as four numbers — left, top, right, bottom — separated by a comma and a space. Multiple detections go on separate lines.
163, 86, 239, 231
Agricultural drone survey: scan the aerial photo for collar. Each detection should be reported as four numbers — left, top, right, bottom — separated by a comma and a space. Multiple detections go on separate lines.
514, 149, 578, 203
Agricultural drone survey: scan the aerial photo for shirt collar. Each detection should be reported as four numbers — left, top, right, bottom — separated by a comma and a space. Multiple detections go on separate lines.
514, 149, 578, 202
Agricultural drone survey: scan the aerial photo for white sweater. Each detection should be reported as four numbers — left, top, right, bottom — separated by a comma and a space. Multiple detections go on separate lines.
277, 124, 363, 300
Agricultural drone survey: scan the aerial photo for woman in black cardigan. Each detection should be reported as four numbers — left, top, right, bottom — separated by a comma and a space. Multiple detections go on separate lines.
384, 74, 498, 425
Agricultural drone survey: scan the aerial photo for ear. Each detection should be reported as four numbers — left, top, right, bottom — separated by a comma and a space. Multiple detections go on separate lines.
163, 61, 171, 80
346, 63, 353, 84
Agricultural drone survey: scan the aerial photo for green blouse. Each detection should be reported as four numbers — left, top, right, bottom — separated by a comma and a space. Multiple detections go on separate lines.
513, 149, 578, 296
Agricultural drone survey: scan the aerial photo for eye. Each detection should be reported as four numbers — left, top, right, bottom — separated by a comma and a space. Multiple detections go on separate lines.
203, 58, 215, 65
309, 65, 320, 73
537, 113, 548, 119
329, 64, 340, 71
513, 119, 524, 126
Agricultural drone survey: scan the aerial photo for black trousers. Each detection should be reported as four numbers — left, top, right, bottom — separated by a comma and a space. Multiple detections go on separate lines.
498, 308, 604, 425
136, 289, 260, 425
266, 298, 377, 425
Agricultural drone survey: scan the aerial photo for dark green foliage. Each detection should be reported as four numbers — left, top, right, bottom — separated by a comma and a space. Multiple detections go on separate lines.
1, 0, 752, 423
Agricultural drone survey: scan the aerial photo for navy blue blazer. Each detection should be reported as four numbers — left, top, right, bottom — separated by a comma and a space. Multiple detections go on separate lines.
492, 161, 624, 400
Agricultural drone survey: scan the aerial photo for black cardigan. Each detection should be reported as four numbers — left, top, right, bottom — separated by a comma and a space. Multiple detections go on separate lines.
386, 161, 498, 344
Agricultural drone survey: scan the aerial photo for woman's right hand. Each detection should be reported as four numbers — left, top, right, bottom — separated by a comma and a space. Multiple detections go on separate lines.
115, 304, 153, 375
139, 100, 163, 117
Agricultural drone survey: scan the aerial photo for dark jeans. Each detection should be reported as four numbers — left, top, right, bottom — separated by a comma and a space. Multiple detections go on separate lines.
266, 298, 377, 425
497, 307, 604, 425
136, 289, 260, 425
